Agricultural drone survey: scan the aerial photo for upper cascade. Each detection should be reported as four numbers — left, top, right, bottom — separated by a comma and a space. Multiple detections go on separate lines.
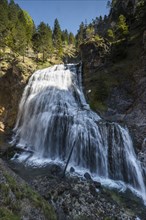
11, 64, 146, 204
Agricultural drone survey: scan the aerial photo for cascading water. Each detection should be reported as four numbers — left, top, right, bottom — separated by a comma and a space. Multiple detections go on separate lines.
11, 64, 146, 204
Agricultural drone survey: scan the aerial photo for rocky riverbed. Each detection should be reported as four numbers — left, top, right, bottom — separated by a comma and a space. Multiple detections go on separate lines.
7, 160, 146, 220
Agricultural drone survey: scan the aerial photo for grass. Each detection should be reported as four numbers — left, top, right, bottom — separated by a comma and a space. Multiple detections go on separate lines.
0, 207, 20, 220
3, 172, 57, 220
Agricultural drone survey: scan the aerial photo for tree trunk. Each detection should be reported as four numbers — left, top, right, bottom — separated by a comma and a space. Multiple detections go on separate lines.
43, 51, 45, 62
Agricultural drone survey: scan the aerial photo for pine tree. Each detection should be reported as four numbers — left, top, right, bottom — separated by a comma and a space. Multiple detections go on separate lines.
68, 32, 75, 45
0, 0, 9, 50
53, 18, 63, 57
33, 22, 53, 62
85, 25, 94, 40
62, 29, 69, 45
6, 0, 21, 52
76, 22, 85, 48
32, 31, 40, 61
21, 10, 34, 46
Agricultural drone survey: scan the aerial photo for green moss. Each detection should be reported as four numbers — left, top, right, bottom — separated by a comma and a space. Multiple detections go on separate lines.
90, 100, 107, 112
37, 61, 51, 70
21, 184, 56, 219
0, 183, 9, 196
0, 207, 20, 220
3, 172, 56, 220
74, 215, 89, 220
4, 173, 21, 196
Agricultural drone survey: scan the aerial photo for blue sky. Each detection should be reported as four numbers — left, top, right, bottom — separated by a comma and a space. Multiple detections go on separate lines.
14, 0, 109, 34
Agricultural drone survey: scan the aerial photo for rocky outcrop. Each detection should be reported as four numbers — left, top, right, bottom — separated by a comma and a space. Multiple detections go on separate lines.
0, 159, 56, 220
0, 59, 36, 151
12, 163, 145, 220
0, 61, 36, 131
81, 29, 146, 150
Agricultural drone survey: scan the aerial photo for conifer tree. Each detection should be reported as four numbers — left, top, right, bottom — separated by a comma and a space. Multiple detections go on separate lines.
0, 0, 9, 50
76, 22, 85, 48
68, 32, 75, 45
21, 10, 34, 46
33, 22, 53, 62
53, 18, 63, 57
32, 31, 40, 61
62, 29, 69, 45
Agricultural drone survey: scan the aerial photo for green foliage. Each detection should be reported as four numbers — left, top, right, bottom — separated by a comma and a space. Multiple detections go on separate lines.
0, 0, 34, 61
62, 29, 69, 45
32, 22, 53, 62
106, 14, 129, 42
22, 10, 35, 45
69, 32, 75, 45
0, 0, 76, 63
0, 0, 9, 48
39, 22, 53, 60
135, 0, 146, 22
53, 18, 63, 57
107, 29, 115, 41
76, 22, 86, 48
0, 207, 20, 220
2, 171, 56, 220
86, 26, 94, 39
116, 15, 129, 38
94, 34, 103, 42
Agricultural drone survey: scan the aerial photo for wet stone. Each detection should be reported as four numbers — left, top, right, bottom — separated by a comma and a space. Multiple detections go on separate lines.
50, 164, 62, 175
70, 167, 75, 173
93, 181, 101, 188
84, 172, 92, 180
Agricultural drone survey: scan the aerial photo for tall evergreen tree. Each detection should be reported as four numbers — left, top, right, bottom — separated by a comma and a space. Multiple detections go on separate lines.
19, 10, 34, 46
53, 18, 63, 57
62, 29, 69, 45
32, 31, 40, 61
33, 22, 53, 62
0, 0, 9, 50
76, 22, 85, 48
69, 32, 75, 45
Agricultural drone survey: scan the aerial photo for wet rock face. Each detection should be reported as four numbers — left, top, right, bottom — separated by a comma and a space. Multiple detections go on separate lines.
80, 32, 146, 152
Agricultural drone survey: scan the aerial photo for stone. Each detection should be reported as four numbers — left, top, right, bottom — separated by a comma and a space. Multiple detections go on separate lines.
93, 181, 101, 188
50, 164, 62, 175
84, 172, 92, 180
70, 167, 75, 173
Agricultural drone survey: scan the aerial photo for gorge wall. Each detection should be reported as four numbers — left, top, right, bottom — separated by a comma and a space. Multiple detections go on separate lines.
80, 1, 146, 152
0, 59, 36, 149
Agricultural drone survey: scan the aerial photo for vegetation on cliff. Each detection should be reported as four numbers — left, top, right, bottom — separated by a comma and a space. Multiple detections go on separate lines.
0, 0, 76, 63
0, 159, 57, 220
79, 0, 146, 149
0, 0, 146, 219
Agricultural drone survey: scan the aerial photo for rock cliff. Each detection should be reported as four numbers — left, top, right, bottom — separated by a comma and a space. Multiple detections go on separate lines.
81, 27, 146, 152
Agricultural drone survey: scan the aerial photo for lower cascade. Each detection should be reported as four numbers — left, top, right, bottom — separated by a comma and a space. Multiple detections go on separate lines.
11, 64, 146, 204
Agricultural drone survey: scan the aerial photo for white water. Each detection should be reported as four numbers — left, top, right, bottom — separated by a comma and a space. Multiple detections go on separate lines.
11, 64, 146, 204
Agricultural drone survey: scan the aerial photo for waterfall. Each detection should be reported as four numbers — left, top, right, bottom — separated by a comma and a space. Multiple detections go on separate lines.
11, 64, 146, 204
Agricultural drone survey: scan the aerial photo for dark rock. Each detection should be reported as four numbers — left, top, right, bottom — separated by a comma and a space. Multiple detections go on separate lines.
50, 164, 62, 175
70, 167, 75, 173
89, 184, 96, 195
70, 189, 79, 198
84, 172, 92, 180
93, 181, 101, 188
80, 29, 146, 155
